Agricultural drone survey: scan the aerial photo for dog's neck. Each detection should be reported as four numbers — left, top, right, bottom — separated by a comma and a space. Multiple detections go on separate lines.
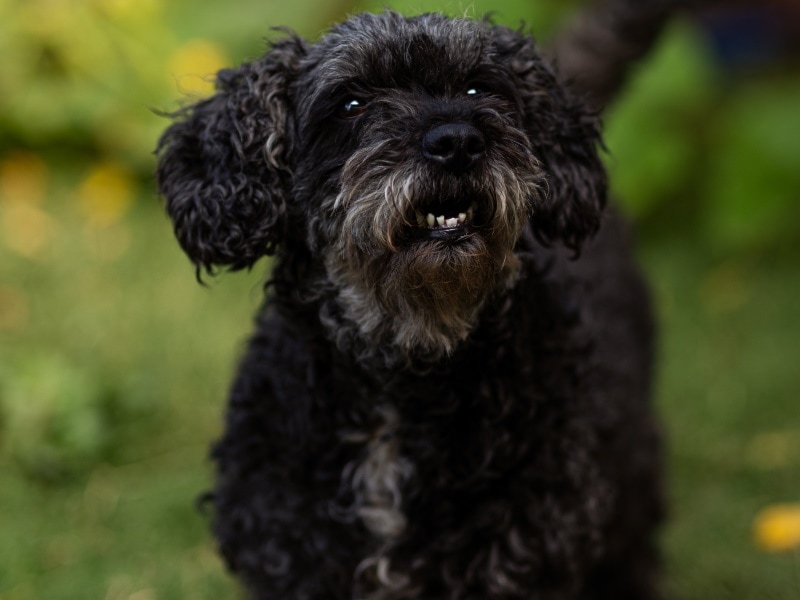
322, 251, 522, 364
270, 231, 556, 372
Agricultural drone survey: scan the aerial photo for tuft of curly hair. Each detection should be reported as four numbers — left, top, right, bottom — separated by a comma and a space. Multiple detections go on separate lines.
157, 9, 668, 600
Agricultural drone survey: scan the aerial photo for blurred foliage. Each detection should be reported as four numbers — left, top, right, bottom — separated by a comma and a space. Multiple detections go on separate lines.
0, 0, 798, 598
603, 23, 718, 220
2, 352, 120, 481
604, 18, 800, 254
0, 0, 229, 179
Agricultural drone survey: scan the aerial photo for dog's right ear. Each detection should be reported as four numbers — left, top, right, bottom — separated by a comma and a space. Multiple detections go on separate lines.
156, 36, 306, 274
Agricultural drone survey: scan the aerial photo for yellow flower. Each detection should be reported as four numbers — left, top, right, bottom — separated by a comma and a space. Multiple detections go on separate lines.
76, 162, 135, 228
167, 39, 229, 97
753, 503, 800, 553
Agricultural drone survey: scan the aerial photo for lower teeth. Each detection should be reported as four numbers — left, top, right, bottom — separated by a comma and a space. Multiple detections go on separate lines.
417, 204, 475, 230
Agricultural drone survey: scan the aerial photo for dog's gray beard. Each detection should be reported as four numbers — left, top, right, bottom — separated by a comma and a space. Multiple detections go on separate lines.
323, 152, 541, 360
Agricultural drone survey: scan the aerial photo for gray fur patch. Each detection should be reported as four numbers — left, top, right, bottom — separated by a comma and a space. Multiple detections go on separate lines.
341, 407, 416, 599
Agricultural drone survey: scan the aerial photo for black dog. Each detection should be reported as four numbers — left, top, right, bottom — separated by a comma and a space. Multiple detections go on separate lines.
157, 11, 664, 599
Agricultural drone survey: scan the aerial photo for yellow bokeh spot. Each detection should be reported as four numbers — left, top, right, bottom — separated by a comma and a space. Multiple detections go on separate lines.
753, 503, 800, 553
699, 260, 753, 316
0, 202, 58, 258
76, 162, 135, 228
85, 223, 132, 263
746, 430, 800, 470
92, 0, 160, 21
0, 152, 49, 205
17, 0, 75, 39
127, 589, 157, 600
167, 39, 229, 97
0, 286, 30, 331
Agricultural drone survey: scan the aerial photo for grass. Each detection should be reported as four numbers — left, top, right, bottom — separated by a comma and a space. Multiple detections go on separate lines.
0, 196, 798, 599
0, 197, 256, 599
643, 239, 800, 599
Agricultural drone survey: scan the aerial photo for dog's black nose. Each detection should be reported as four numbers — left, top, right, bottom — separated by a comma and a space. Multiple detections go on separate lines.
422, 123, 486, 173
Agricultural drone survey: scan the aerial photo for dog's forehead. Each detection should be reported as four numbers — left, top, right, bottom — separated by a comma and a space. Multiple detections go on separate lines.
304, 12, 492, 92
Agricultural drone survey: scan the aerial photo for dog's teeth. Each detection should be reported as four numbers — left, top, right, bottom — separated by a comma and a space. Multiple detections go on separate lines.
422, 211, 470, 229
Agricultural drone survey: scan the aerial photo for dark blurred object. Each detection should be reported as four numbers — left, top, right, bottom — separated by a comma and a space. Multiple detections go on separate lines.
692, 0, 800, 71
549, 0, 800, 108
548, 0, 676, 109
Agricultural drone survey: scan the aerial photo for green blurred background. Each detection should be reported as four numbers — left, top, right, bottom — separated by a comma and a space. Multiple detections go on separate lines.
0, 0, 798, 598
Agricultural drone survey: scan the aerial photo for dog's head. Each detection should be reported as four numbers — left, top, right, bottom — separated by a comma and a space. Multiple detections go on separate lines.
157, 12, 606, 357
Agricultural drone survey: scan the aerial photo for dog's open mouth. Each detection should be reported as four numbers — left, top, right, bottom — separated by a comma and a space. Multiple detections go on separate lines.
412, 200, 477, 241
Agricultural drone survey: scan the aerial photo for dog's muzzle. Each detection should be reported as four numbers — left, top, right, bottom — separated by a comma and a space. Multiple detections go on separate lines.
408, 122, 487, 242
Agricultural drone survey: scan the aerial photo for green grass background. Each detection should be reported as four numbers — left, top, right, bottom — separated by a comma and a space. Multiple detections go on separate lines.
1, 1, 798, 598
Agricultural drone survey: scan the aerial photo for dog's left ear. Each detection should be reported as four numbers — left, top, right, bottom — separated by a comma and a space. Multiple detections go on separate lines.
490, 25, 608, 253
156, 36, 306, 274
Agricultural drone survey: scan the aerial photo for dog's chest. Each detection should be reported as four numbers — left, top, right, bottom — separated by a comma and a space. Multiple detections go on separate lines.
331, 369, 548, 598
340, 405, 413, 540
336, 367, 531, 533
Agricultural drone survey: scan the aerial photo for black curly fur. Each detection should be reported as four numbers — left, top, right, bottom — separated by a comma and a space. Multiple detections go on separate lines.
157, 11, 664, 600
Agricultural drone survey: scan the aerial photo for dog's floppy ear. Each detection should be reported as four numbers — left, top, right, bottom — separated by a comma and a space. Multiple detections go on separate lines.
156, 36, 306, 274
490, 25, 607, 253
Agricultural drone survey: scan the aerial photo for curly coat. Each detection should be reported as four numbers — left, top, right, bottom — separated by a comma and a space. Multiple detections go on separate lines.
157, 11, 664, 600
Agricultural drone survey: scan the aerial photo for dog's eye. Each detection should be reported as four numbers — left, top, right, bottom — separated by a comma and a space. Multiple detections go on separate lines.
338, 98, 367, 120
466, 86, 486, 97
